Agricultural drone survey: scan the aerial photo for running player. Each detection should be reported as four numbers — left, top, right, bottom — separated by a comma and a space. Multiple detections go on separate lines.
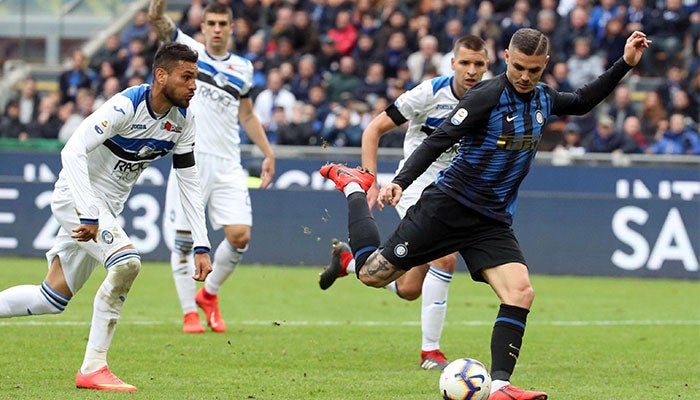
0, 42, 212, 391
149, 1, 275, 333
319, 35, 489, 370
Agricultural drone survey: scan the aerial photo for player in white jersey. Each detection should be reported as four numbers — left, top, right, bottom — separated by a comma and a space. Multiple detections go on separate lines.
0, 42, 212, 391
319, 35, 489, 370
149, 1, 275, 334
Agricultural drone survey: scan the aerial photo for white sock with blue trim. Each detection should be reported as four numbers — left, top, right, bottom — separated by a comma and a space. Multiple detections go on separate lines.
421, 266, 452, 351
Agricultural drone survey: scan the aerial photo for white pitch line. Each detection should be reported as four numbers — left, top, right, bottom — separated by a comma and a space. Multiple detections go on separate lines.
0, 319, 698, 327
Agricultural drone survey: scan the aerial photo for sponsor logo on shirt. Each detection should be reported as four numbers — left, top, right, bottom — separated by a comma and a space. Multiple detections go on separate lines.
451, 108, 468, 125
435, 104, 454, 110
131, 123, 147, 130
161, 121, 183, 133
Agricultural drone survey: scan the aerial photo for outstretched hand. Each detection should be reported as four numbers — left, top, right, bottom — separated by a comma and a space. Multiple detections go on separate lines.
622, 31, 652, 67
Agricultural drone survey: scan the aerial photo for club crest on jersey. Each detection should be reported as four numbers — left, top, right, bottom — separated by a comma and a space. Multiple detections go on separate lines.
161, 121, 182, 133
101, 230, 114, 244
535, 110, 545, 125
137, 144, 155, 159
213, 72, 229, 87
451, 108, 468, 125
394, 243, 408, 258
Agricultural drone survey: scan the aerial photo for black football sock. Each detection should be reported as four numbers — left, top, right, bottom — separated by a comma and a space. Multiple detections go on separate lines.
490, 303, 529, 381
346, 192, 380, 277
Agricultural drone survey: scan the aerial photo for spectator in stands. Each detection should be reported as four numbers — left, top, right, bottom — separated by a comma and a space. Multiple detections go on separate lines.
327, 10, 358, 56
89, 34, 125, 76
308, 84, 331, 135
424, 0, 450, 40
179, 2, 203, 37
646, 112, 700, 155
499, 4, 530, 52
120, 9, 152, 48
291, 9, 321, 55
289, 55, 322, 103
646, 0, 690, 68
374, 10, 409, 50
380, 31, 411, 78
253, 68, 296, 131
554, 121, 586, 156
687, 69, 700, 123
655, 64, 690, 114
438, 18, 466, 54
265, 5, 295, 54
93, 61, 118, 96
17, 78, 40, 126
406, 35, 442, 84
620, 115, 648, 153
58, 88, 95, 143
316, 36, 342, 76
232, 17, 254, 54
544, 61, 573, 92
377, 0, 411, 26
352, 33, 379, 76
624, 0, 652, 35
566, 36, 604, 89
607, 85, 636, 133
552, 6, 594, 61
584, 115, 633, 153
467, 2, 500, 73
639, 91, 668, 141
598, 17, 627, 68
352, 61, 388, 105
231, 0, 261, 32
92, 76, 121, 111
669, 89, 698, 123
26, 93, 62, 140
588, 0, 623, 42
265, 36, 299, 72
59, 48, 93, 105
325, 55, 361, 104
0, 100, 27, 140
121, 55, 150, 88
277, 101, 317, 145
244, 33, 268, 97
446, 0, 478, 29
321, 105, 363, 147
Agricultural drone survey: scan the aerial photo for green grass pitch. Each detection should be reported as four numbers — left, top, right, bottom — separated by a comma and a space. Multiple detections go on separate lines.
0, 257, 698, 399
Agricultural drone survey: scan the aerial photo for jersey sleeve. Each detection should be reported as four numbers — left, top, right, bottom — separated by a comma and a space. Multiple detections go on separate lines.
238, 58, 255, 97
392, 80, 433, 123
550, 58, 632, 116
173, 29, 205, 56
172, 111, 210, 250
59, 94, 133, 222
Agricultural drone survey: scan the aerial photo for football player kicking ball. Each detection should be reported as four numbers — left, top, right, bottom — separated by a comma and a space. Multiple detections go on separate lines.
319, 35, 489, 371
321, 29, 650, 399
0, 42, 212, 391
149, 1, 275, 334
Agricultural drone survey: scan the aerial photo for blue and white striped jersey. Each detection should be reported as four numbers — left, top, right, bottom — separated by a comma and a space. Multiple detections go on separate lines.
56, 84, 210, 249
175, 30, 254, 163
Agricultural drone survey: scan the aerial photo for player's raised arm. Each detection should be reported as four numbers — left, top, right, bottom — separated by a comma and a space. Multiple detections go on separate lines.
361, 112, 400, 210
148, 0, 177, 43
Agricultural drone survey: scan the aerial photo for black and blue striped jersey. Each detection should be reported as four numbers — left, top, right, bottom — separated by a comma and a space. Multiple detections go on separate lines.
392, 58, 633, 225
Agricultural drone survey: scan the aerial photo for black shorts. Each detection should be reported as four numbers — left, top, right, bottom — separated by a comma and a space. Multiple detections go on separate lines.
379, 184, 526, 282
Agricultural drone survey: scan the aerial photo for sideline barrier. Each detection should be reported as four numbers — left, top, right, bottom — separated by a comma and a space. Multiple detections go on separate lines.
0, 149, 697, 279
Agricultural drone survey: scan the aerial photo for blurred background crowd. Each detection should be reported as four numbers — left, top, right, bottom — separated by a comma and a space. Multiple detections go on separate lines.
0, 0, 699, 155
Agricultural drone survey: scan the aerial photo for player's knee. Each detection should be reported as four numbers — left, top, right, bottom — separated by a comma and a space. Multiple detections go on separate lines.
359, 273, 388, 288
433, 253, 458, 272
227, 232, 250, 250
106, 250, 142, 287
112, 257, 141, 283
507, 284, 535, 309
396, 282, 421, 301
174, 231, 194, 255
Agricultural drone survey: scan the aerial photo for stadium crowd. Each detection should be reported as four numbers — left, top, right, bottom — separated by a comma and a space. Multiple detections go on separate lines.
1, 0, 699, 155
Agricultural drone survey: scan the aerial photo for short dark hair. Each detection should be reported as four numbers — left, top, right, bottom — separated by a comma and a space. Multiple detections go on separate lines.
153, 42, 198, 72
204, 2, 233, 20
453, 35, 487, 54
509, 28, 549, 56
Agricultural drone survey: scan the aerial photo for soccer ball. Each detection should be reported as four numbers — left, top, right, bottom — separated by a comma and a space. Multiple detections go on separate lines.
439, 358, 492, 400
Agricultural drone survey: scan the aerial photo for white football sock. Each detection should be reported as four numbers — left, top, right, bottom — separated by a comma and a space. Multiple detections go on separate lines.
491, 380, 510, 393
170, 251, 197, 314
0, 281, 70, 317
343, 182, 363, 197
384, 280, 398, 294
204, 240, 245, 295
345, 258, 356, 274
421, 266, 452, 352
82, 250, 141, 374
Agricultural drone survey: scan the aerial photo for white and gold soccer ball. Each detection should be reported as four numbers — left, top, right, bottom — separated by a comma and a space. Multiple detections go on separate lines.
439, 358, 492, 400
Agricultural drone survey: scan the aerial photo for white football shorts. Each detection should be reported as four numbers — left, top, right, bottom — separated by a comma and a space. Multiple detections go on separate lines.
395, 161, 446, 219
46, 186, 132, 295
163, 152, 252, 242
